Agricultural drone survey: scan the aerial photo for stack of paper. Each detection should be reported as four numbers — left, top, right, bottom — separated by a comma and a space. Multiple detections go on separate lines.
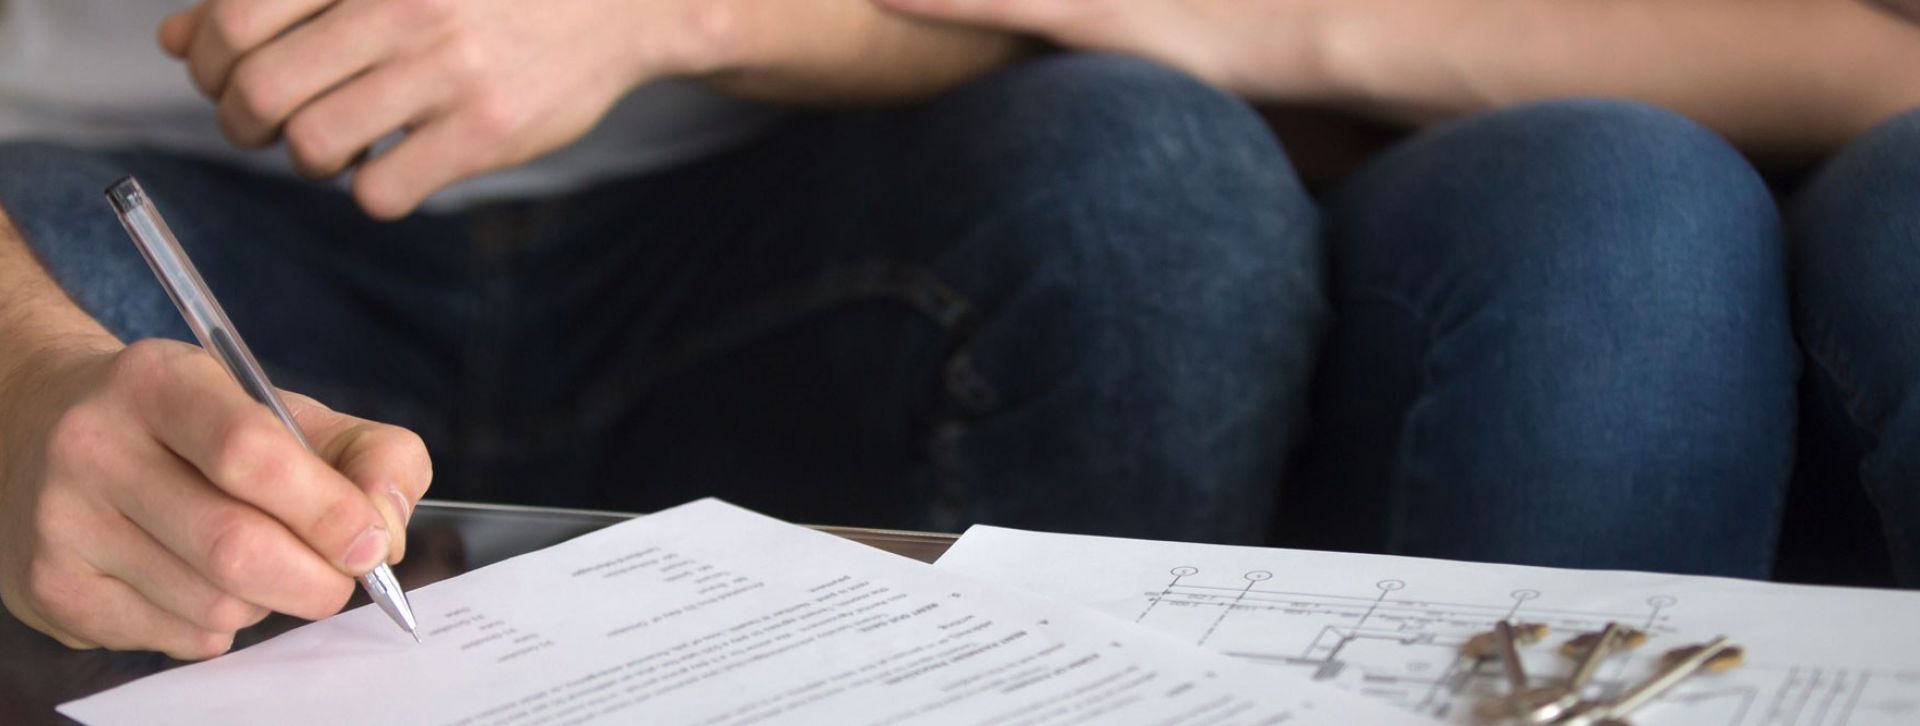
61, 500, 1425, 725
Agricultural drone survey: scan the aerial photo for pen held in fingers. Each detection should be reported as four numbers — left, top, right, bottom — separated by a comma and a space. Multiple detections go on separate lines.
105, 176, 421, 643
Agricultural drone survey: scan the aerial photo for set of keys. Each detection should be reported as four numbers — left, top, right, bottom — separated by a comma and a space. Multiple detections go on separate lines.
1466, 620, 1745, 724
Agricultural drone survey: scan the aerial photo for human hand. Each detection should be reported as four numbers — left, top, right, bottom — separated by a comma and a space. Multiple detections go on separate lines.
873, 0, 1337, 102
157, 0, 737, 219
0, 339, 431, 659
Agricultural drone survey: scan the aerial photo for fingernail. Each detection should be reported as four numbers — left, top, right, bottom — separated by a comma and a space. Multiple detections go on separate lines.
386, 485, 412, 527
344, 526, 390, 573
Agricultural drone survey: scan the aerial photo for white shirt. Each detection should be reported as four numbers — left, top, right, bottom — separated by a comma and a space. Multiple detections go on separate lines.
0, 0, 780, 209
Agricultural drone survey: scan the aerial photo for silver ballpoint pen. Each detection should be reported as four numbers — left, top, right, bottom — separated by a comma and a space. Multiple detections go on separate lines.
105, 176, 421, 643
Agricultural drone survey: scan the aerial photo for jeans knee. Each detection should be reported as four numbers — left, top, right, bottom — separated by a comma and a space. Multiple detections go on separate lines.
944, 53, 1319, 302
933, 53, 1312, 224
954, 52, 1268, 147
1454, 99, 1770, 253
1790, 106, 1920, 319
1452, 98, 1752, 178
921, 52, 1325, 394
1789, 107, 1920, 443
1336, 99, 1784, 327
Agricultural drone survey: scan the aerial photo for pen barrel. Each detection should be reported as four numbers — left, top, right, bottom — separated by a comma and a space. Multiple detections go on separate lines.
106, 177, 315, 453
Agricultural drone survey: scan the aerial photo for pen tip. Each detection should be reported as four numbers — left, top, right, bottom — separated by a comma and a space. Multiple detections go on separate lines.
412, 631, 422, 644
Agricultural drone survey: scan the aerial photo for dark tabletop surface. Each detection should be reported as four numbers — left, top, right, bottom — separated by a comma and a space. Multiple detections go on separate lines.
0, 500, 957, 725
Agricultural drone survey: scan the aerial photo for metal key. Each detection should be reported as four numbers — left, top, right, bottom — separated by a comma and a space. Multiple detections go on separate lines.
1476, 622, 1623, 723
1464, 622, 1551, 659
1554, 636, 1736, 726
1497, 621, 1531, 692
1561, 627, 1647, 658
1466, 620, 1535, 722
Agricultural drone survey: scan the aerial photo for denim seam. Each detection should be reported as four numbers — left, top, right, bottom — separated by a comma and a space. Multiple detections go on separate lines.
1339, 284, 1445, 557
1798, 317, 1885, 444
1796, 312, 1907, 569
915, 187, 1090, 531
475, 260, 982, 456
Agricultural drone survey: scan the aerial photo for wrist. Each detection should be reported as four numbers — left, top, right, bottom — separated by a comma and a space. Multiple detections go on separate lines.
1312, 0, 1419, 107
632, 0, 755, 83
0, 289, 121, 385
1209, 3, 1347, 103
0, 322, 118, 482
0, 320, 119, 419
0, 245, 120, 422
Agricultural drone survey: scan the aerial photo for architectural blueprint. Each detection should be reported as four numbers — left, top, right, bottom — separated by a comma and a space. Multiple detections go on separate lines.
937, 526, 1920, 725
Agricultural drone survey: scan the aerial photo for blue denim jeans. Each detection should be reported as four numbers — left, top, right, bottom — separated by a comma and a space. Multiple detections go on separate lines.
0, 55, 1323, 544
1285, 100, 1800, 579
1790, 107, 1920, 586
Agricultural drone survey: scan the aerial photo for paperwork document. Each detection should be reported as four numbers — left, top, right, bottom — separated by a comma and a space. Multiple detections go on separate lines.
61, 500, 1427, 725
937, 526, 1920, 726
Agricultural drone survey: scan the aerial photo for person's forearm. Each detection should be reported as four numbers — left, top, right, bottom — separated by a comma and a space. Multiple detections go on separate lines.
1310, 0, 1920, 163
0, 207, 119, 401
698, 1, 1032, 103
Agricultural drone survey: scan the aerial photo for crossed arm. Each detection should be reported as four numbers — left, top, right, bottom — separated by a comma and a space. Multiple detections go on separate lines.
881, 0, 1920, 165
1319, 0, 1920, 164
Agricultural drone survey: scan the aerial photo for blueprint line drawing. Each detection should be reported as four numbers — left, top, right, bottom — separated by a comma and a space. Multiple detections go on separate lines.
936, 528, 1920, 726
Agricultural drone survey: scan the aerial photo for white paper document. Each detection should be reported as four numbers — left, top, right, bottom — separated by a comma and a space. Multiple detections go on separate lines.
61, 499, 1427, 725
937, 526, 1920, 726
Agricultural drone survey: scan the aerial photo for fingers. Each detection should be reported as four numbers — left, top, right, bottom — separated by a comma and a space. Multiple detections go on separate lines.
218, 1, 404, 148
285, 393, 433, 564
1, 559, 98, 653
185, 0, 338, 98
105, 439, 357, 621
280, 52, 451, 179
353, 112, 501, 219
159, 7, 204, 58
10, 551, 233, 660
84, 514, 271, 635
60, 576, 236, 661
120, 342, 393, 579
339, 435, 428, 564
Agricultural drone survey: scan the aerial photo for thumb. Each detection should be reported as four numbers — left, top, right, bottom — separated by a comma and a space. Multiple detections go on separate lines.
286, 396, 433, 566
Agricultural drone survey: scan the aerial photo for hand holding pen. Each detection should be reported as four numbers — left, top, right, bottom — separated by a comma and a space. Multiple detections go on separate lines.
106, 177, 421, 642
0, 179, 427, 659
